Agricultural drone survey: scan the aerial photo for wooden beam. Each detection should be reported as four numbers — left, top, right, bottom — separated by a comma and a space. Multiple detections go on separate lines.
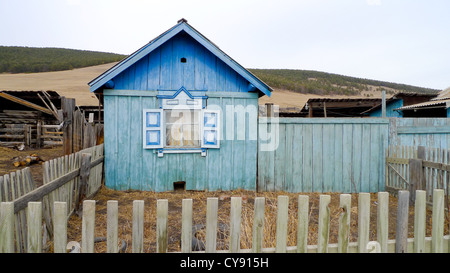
0, 92, 53, 115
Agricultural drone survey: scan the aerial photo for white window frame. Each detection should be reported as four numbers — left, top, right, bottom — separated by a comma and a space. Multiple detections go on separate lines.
143, 94, 220, 156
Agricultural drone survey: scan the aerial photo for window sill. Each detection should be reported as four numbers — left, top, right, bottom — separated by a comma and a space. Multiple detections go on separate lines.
156, 148, 207, 157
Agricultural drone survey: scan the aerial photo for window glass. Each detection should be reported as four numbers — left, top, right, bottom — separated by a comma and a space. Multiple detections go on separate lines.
165, 110, 200, 147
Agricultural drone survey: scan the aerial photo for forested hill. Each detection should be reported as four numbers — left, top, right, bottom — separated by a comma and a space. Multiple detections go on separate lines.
249, 68, 440, 96
0, 46, 126, 73
0, 46, 440, 96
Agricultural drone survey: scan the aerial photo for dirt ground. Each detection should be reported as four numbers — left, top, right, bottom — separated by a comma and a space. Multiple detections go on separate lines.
0, 146, 65, 188
1, 146, 448, 253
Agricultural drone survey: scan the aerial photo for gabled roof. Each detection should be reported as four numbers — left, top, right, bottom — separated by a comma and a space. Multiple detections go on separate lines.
88, 19, 272, 97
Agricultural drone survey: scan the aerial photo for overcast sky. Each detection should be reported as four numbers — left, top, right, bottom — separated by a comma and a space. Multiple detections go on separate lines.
0, 0, 449, 90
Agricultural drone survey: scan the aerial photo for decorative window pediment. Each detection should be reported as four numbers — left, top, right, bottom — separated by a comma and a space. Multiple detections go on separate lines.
157, 86, 206, 110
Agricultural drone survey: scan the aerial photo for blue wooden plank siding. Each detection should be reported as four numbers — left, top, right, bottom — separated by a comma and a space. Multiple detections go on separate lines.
257, 118, 389, 193
112, 33, 250, 93
103, 90, 258, 191
389, 118, 450, 149
369, 99, 403, 117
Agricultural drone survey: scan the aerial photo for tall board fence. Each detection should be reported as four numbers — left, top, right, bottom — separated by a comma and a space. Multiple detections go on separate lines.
258, 118, 389, 193
0, 144, 104, 252
389, 118, 450, 149
1, 189, 449, 253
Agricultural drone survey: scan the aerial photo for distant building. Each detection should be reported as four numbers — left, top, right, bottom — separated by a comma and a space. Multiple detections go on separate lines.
392, 88, 450, 117
365, 92, 438, 117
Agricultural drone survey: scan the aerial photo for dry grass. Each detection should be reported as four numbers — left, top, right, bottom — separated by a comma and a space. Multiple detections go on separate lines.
60, 186, 449, 253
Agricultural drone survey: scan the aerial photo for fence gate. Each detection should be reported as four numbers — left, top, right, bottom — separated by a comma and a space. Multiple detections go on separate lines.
385, 145, 417, 194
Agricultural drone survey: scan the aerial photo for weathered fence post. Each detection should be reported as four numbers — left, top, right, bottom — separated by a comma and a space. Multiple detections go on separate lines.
81, 200, 96, 253
230, 197, 242, 253
206, 197, 218, 253
297, 195, 309, 253
338, 194, 351, 253
377, 192, 389, 253
156, 199, 168, 253
414, 190, 426, 253
107, 200, 118, 253
181, 199, 193, 253
0, 202, 15, 253
133, 200, 144, 253
358, 193, 370, 253
62, 97, 75, 155
27, 202, 42, 253
75, 153, 92, 215
53, 201, 67, 253
318, 195, 330, 253
395, 190, 409, 253
275, 195, 289, 253
432, 189, 444, 253
252, 197, 265, 253
409, 158, 423, 202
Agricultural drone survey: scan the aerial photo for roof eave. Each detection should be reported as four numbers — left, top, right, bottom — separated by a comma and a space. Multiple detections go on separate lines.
88, 21, 272, 97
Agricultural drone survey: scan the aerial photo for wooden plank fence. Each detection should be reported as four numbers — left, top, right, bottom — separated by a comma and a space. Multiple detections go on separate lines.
2, 189, 449, 253
61, 97, 104, 155
0, 123, 63, 148
0, 143, 104, 252
386, 145, 450, 206
258, 118, 389, 193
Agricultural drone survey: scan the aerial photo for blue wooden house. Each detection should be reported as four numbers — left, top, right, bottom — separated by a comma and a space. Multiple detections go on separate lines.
88, 19, 272, 191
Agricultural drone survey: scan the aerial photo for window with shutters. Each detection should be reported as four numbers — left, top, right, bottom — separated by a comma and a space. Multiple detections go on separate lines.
143, 89, 220, 155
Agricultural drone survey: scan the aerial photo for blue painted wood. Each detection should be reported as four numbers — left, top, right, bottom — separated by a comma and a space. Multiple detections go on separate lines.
369, 99, 403, 118
257, 118, 389, 193
103, 92, 258, 192
389, 118, 450, 149
89, 21, 272, 96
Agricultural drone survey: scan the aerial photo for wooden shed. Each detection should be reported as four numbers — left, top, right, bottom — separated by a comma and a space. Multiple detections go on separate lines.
89, 19, 272, 191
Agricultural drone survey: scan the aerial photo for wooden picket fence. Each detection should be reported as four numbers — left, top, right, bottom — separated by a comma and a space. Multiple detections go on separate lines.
0, 143, 104, 253
1, 189, 449, 253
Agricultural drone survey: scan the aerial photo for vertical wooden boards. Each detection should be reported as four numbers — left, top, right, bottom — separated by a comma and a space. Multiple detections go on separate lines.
297, 195, 309, 253
53, 202, 67, 253
317, 195, 330, 253
275, 196, 289, 253
414, 190, 426, 253
377, 192, 389, 253
432, 189, 444, 253
229, 197, 242, 253
395, 191, 409, 253
181, 199, 193, 253
82, 200, 95, 253
133, 200, 144, 253
27, 202, 42, 253
257, 118, 388, 193
252, 197, 265, 253
392, 118, 450, 150
302, 124, 313, 192
338, 194, 351, 253
0, 202, 14, 253
206, 198, 218, 253
358, 193, 370, 253
107, 200, 118, 253
156, 199, 168, 253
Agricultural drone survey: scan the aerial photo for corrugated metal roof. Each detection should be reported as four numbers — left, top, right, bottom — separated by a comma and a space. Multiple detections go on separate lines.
395, 99, 450, 110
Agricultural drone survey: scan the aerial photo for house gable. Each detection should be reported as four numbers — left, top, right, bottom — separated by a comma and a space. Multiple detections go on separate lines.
89, 20, 272, 97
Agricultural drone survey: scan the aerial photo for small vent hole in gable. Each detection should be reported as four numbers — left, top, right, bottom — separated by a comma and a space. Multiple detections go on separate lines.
180, 57, 187, 63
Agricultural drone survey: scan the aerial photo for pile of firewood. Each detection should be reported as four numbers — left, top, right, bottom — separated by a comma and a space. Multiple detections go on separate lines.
12, 154, 44, 167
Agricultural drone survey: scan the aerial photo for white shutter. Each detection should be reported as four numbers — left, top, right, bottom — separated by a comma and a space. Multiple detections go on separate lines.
201, 109, 220, 149
143, 109, 164, 149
